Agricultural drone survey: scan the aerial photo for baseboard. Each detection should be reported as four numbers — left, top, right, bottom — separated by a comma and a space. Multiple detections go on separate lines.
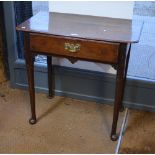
12, 59, 155, 112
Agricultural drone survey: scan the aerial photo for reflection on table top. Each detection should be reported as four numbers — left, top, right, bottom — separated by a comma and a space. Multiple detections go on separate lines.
17, 12, 143, 43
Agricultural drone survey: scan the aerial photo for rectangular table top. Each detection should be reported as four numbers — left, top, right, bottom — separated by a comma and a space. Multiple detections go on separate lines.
16, 12, 143, 43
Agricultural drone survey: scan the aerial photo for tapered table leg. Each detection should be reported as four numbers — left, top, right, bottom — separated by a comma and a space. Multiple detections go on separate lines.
111, 43, 127, 141
24, 33, 36, 124
47, 56, 53, 98
119, 44, 131, 112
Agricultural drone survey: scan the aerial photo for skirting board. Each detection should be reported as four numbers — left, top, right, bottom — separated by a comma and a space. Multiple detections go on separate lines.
12, 59, 155, 112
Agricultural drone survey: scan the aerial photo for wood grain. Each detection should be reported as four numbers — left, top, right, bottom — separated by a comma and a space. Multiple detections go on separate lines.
30, 33, 119, 64
16, 11, 143, 141
16, 12, 143, 43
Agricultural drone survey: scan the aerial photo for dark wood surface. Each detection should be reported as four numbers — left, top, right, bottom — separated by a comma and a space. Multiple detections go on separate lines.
17, 12, 143, 141
17, 12, 143, 43
30, 33, 119, 64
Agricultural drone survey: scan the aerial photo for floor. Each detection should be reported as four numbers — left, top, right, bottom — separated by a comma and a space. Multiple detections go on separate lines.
0, 82, 122, 153
120, 110, 155, 153
0, 82, 155, 153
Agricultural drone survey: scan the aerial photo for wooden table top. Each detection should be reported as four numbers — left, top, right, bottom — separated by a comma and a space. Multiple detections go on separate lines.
16, 12, 143, 43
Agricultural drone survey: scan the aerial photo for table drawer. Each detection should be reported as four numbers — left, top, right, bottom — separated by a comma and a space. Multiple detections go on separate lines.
30, 34, 120, 63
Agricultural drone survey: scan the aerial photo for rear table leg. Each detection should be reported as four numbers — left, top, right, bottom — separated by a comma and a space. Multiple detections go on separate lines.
47, 56, 53, 98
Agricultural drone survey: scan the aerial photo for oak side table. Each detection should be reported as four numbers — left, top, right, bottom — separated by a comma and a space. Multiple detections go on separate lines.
16, 12, 143, 141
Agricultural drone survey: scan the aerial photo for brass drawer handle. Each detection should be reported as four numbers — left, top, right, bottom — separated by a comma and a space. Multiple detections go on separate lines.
64, 43, 80, 53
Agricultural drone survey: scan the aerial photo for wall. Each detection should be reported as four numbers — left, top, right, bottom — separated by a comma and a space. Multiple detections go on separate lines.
48, 1, 134, 74
0, 3, 6, 83
134, 1, 155, 16
49, 1, 134, 19
0, 29, 6, 83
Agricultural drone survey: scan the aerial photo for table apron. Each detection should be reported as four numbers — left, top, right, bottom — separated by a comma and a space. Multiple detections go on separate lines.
30, 33, 120, 64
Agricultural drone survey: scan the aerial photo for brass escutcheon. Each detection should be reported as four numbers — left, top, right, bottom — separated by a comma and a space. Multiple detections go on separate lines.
64, 43, 80, 53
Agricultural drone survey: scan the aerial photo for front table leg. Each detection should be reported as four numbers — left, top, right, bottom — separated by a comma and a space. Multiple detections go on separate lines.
119, 44, 131, 112
111, 43, 127, 141
24, 33, 37, 124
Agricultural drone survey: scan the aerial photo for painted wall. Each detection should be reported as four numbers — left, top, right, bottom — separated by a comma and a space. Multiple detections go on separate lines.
49, 1, 134, 74
0, 4, 6, 83
0, 29, 6, 83
49, 1, 134, 19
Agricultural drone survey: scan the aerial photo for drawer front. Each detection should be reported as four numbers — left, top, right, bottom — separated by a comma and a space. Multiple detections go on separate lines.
30, 34, 119, 63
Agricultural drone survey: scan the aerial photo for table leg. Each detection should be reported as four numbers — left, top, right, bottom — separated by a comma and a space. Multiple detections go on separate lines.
119, 44, 131, 112
24, 33, 37, 124
47, 56, 53, 98
111, 43, 127, 141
